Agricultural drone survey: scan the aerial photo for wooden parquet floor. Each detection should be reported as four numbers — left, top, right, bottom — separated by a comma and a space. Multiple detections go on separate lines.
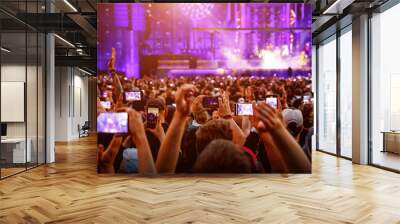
1, 135, 400, 224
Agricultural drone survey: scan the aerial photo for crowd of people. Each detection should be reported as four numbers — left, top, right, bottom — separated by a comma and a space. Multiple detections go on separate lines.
97, 48, 313, 174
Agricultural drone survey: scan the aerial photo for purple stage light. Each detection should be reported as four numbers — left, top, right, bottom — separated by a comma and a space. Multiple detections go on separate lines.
180, 3, 214, 21
97, 3, 312, 78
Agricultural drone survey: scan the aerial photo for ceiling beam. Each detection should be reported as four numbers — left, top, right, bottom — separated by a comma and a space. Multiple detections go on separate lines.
55, 55, 96, 71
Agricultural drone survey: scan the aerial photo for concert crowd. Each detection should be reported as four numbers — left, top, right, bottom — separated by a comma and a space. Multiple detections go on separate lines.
97, 49, 313, 174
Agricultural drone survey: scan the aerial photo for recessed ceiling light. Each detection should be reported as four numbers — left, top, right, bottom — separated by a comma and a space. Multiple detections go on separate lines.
54, 34, 75, 48
78, 67, 92, 76
1, 47, 11, 53
63, 0, 78, 12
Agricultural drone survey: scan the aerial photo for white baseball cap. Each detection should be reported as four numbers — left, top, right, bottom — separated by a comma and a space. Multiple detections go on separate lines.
282, 108, 303, 127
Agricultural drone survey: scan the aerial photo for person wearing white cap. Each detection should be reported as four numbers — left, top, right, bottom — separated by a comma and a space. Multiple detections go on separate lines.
281, 108, 312, 161
282, 108, 304, 141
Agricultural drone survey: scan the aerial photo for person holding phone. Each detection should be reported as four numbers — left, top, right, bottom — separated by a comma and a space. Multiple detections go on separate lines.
97, 108, 156, 175
156, 84, 196, 173
144, 98, 168, 161
217, 91, 247, 147
254, 102, 311, 173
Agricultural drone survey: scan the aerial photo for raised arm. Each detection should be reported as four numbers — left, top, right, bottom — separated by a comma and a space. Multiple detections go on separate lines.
259, 132, 288, 173
156, 84, 195, 173
108, 47, 124, 100
97, 134, 123, 173
218, 92, 246, 146
254, 102, 311, 173
126, 108, 157, 175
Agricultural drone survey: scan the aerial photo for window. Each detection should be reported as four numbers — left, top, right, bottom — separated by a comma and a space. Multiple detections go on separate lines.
0, 1, 47, 179
370, 3, 400, 171
339, 28, 352, 158
317, 36, 337, 154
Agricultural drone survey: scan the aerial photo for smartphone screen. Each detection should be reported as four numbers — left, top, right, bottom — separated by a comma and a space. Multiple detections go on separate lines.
147, 107, 159, 129
97, 112, 128, 133
202, 97, 219, 108
101, 91, 108, 98
266, 96, 278, 109
125, 91, 141, 101
303, 95, 311, 104
235, 103, 253, 116
100, 101, 112, 109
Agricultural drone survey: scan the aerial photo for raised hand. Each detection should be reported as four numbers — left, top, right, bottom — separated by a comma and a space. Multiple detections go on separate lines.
107, 47, 116, 71
191, 95, 205, 112
126, 108, 146, 143
147, 117, 165, 142
98, 135, 123, 173
254, 102, 311, 173
254, 102, 283, 133
175, 84, 195, 117
116, 107, 156, 174
156, 84, 195, 173
106, 47, 123, 100
218, 91, 231, 117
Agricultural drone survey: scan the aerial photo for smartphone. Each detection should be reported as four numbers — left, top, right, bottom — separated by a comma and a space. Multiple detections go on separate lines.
125, 91, 141, 102
303, 95, 311, 104
202, 96, 219, 109
265, 96, 278, 109
97, 112, 128, 133
235, 103, 253, 116
146, 107, 159, 129
101, 91, 108, 98
100, 101, 112, 109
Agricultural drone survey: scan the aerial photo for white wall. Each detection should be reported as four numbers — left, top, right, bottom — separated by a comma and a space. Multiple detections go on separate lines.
72, 73, 89, 138
1, 65, 43, 136
55, 67, 89, 141
1, 64, 46, 164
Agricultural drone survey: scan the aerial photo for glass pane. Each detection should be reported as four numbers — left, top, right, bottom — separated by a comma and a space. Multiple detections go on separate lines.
27, 31, 38, 169
312, 45, 317, 151
340, 29, 352, 158
1, 31, 27, 177
371, 4, 400, 171
38, 32, 45, 165
317, 37, 337, 154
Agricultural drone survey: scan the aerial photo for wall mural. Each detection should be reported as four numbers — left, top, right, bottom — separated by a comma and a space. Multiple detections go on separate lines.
97, 3, 313, 174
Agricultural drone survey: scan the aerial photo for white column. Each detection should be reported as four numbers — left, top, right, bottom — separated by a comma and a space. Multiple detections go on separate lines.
352, 14, 369, 164
312, 45, 317, 151
46, 33, 55, 163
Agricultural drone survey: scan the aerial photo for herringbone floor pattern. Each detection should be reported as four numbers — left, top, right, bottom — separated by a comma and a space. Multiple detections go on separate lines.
0, 136, 399, 224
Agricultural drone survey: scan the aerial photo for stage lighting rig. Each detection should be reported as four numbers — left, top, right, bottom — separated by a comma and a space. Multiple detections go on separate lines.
180, 3, 214, 21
